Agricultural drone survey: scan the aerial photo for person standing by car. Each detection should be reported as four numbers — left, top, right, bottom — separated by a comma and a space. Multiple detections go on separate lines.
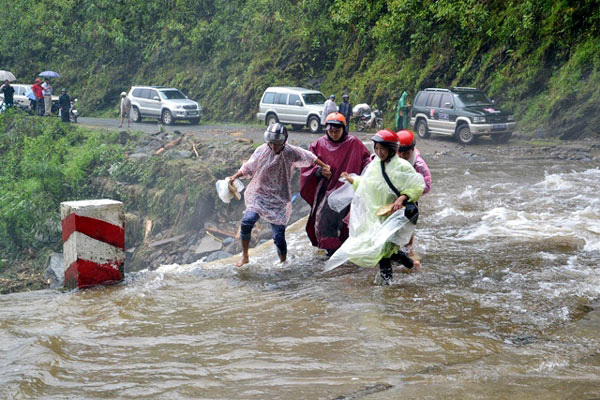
338, 94, 353, 130
119, 92, 131, 128
42, 78, 53, 116
32, 78, 44, 116
226, 123, 331, 267
1, 80, 15, 109
395, 91, 410, 130
300, 112, 371, 257
58, 88, 71, 122
321, 94, 337, 125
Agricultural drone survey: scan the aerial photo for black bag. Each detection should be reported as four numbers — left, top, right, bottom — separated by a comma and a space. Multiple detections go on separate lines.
379, 161, 419, 224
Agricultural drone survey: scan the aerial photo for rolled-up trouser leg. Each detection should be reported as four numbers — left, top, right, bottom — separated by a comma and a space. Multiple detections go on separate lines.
271, 223, 287, 258
240, 211, 260, 242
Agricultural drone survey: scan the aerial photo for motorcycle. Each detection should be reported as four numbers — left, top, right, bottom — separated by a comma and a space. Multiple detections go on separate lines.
353, 103, 384, 131
58, 98, 78, 123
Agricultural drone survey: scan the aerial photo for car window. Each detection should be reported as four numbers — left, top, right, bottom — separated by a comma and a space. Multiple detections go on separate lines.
288, 94, 300, 105
275, 93, 288, 104
302, 93, 326, 105
456, 91, 492, 106
160, 89, 186, 100
262, 92, 275, 104
138, 89, 149, 98
414, 92, 427, 107
429, 93, 442, 108
132, 88, 143, 98
440, 94, 452, 108
148, 90, 159, 100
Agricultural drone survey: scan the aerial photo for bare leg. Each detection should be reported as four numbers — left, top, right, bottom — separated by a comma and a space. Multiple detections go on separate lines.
235, 239, 250, 267
278, 251, 286, 263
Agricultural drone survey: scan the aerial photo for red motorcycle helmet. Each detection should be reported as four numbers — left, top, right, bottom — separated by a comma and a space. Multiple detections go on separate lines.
396, 129, 416, 152
371, 129, 400, 157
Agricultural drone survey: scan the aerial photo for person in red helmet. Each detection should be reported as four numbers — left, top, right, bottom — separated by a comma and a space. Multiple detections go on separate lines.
395, 129, 432, 268
300, 112, 371, 256
325, 129, 425, 285
227, 123, 331, 267
396, 130, 431, 194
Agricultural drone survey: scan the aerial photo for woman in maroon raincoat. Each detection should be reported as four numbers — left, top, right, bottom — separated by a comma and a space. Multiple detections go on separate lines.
300, 112, 372, 256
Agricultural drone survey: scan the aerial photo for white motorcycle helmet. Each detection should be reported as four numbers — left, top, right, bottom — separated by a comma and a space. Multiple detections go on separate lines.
264, 123, 288, 145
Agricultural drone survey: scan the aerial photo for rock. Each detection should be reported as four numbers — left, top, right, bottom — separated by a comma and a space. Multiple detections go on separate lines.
167, 150, 193, 160
205, 250, 233, 262
222, 237, 235, 246
194, 235, 222, 254
129, 152, 148, 159
44, 253, 65, 289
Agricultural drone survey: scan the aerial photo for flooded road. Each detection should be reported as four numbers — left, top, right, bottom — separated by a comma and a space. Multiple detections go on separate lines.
2, 156, 600, 399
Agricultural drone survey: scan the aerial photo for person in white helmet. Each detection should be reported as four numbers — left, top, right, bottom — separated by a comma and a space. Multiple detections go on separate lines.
227, 123, 330, 267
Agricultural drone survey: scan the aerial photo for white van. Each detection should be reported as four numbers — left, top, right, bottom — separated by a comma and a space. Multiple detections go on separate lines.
256, 87, 327, 132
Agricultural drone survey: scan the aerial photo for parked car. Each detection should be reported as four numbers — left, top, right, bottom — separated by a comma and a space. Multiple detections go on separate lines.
128, 86, 202, 125
257, 86, 327, 133
410, 87, 516, 144
0, 83, 59, 114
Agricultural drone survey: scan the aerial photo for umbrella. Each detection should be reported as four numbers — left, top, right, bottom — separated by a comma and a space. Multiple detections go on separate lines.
25, 89, 36, 101
0, 70, 16, 81
39, 71, 60, 78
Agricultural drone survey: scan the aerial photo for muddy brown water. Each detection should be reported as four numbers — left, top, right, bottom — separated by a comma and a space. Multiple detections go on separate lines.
2, 153, 600, 399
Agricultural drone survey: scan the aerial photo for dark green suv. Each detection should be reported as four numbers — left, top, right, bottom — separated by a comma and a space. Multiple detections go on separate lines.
409, 87, 515, 144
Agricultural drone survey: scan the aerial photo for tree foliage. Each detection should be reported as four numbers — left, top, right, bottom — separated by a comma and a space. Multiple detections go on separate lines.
1, 0, 599, 137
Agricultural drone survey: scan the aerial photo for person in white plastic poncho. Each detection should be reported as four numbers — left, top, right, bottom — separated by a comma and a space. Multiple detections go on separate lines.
228, 123, 331, 267
325, 129, 425, 284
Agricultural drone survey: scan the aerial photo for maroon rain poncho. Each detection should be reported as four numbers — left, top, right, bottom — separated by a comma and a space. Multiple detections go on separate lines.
300, 132, 371, 251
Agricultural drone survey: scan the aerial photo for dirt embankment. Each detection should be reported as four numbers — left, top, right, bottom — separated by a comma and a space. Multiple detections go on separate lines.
2, 123, 599, 294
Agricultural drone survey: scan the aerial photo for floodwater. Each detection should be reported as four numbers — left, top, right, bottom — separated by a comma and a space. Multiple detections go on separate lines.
2, 156, 600, 399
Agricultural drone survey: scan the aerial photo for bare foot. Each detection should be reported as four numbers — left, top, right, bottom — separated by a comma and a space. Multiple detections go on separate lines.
235, 256, 249, 267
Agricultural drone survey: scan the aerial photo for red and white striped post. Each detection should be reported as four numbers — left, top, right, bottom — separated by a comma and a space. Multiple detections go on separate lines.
61, 199, 125, 289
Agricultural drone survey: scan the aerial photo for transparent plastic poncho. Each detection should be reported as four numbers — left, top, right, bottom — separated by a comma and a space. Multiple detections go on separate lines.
240, 143, 316, 226
325, 156, 425, 271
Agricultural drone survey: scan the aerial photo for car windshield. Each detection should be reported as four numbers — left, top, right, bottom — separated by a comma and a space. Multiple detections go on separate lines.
455, 91, 493, 106
160, 89, 187, 100
302, 93, 327, 105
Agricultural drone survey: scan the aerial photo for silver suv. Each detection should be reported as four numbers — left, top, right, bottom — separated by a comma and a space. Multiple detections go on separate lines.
128, 86, 202, 125
257, 87, 327, 133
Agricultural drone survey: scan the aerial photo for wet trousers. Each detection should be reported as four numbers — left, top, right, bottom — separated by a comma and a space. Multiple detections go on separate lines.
240, 211, 287, 257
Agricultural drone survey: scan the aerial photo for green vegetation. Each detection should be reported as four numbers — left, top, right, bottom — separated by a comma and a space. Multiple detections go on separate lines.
2, 0, 599, 138
0, 111, 123, 257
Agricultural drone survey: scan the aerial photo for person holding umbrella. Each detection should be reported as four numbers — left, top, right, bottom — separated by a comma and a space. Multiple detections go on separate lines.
1, 80, 15, 109
42, 78, 53, 116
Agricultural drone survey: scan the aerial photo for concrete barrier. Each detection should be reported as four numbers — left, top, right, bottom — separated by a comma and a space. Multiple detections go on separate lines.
61, 199, 125, 289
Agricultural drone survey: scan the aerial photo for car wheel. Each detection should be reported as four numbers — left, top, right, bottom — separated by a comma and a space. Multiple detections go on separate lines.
375, 119, 384, 130
308, 116, 321, 133
266, 114, 279, 126
491, 132, 512, 144
131, 106, 141, 122
416, 119, 430, 139
189, 118, 200, 125
162, 109, 174, 125
291, 124, 304, 131
456, 125, 476, 145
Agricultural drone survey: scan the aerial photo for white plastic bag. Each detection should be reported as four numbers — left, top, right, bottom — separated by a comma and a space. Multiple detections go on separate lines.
215, 178, 245, 204
327, 180, 355, 213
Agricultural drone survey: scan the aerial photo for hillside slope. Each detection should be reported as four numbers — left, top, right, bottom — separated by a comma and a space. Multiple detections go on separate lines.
2, 0, 599, 138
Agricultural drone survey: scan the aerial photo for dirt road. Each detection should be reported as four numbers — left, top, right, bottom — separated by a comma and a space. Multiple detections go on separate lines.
78, 117, 600, 162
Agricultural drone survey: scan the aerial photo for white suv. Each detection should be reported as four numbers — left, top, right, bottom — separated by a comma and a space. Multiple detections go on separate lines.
128, 86, 202, 125
256, 87, 327, 132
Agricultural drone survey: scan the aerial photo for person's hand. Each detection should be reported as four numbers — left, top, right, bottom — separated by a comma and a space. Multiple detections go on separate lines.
321, 164, 332, 179
392, 195, 407, 212
340, 172, 354, 184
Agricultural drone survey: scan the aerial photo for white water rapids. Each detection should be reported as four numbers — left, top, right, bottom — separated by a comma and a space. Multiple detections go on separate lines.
1, 158, 599, 399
